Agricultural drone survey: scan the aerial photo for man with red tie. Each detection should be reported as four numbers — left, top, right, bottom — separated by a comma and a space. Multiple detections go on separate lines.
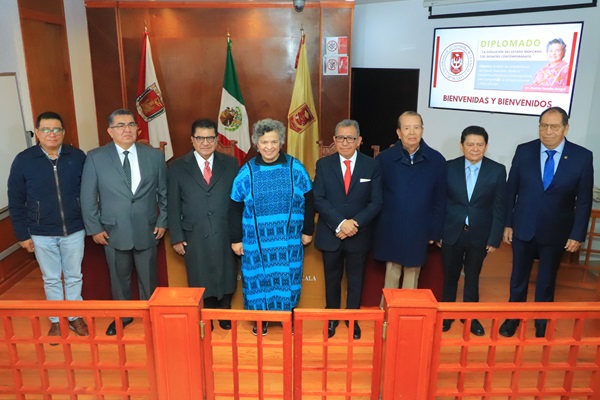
313, 119, 383, 339
167, 118, 239, 330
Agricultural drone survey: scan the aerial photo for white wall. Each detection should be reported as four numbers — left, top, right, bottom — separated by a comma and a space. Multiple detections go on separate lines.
0, 0, 34, 134
353, 0, 600, 184
0, 0, 98, 151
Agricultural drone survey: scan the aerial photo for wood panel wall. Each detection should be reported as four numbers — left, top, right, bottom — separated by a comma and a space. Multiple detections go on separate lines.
85, 1, 353, 157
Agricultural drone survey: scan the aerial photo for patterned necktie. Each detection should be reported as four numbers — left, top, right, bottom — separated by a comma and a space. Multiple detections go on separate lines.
543, 150, 557, 190
204, 160, 212, 184
343, 160, 352, 194
123, 151, 131, 189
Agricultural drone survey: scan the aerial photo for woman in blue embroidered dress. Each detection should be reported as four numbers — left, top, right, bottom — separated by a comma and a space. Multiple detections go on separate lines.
230, 119, 315, 336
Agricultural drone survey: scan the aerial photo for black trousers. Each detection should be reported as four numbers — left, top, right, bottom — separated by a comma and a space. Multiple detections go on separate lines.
203, 294, 233, 310
442, 228, 488, 303
322, 247, 368, 310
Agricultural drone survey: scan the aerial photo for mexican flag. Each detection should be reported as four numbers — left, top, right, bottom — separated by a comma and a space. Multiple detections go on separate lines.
217, 37, 250, 165
287, 31, 319, 178
135, 30, 173, 160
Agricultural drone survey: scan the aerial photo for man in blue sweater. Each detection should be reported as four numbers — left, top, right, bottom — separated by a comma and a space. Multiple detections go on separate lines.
8, 111, 89, 341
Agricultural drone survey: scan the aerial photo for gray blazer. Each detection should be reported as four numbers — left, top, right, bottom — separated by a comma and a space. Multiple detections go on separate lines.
81, 142, 167, 251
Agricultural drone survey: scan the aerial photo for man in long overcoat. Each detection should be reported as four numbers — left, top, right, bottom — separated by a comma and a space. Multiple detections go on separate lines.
168, 118, 239, 330
374, 111, 447, 290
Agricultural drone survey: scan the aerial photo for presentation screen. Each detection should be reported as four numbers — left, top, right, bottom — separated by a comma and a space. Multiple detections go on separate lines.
429, 22, 583, 116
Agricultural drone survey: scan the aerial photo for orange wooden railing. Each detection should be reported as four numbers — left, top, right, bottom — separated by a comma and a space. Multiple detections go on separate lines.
2, 288, 600, 399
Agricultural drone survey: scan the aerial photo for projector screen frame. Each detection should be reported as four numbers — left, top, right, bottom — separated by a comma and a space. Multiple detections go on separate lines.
428, 21, 584, 117
427, 0, 597, 19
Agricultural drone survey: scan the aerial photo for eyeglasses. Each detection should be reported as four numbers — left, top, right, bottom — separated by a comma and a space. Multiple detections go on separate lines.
110, 122, 138, 130
192, 136, 217, 144
539, 123, 563, 132
334, 136, 358, 143
39, 128, 64, 136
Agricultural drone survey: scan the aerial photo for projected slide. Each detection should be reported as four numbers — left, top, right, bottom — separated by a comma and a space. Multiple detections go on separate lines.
429, 22, 583, 116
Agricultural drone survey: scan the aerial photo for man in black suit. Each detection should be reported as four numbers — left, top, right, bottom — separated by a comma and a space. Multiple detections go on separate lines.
168, 118, 239, 331
313, 119, 383, 339
500, 106, 593, 338
441, 126, 506, 336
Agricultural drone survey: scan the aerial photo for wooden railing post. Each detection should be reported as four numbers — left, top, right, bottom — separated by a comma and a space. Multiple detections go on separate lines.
381, 289, 438, 399
149, 287, 204, 400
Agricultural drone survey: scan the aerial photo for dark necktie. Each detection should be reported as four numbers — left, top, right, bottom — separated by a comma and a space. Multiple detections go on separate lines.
123, 150, 131, 189
542, 150, 557, 190
343, 159, 352, 194
204, 160, 212, 184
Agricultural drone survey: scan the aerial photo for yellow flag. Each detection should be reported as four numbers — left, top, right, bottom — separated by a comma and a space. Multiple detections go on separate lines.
287, 32, 319, 178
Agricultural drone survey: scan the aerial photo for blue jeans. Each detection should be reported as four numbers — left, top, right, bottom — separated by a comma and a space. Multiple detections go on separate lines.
31, 230, 85, 323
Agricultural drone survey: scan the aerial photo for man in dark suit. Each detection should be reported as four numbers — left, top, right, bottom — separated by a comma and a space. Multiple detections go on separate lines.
441, 126, 506, 336
500, 106, 593, 338
81, 109, 168, 335
314, 119, 383, 339
168, 118, 238, 331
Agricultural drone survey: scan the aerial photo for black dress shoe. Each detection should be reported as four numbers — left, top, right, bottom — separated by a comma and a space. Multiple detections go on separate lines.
328, 320, 339, 338
352, 322, 361, 340
106, 318, 133, 336
344, 320, 361, 339
499, 319, 519, 337
442, 319, 454, 332
469, 319, 485, 336
219, 320, 232, 330
535, 321, 547, 338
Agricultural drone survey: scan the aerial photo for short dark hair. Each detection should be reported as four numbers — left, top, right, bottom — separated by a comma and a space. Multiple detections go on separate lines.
461, 126, 488, 144
107, 109, 135, 126
191, 119, 218, 136
540, 106, 569, 126
397, 111, 423, 128
335, 119, 360, 137
36, 112, 63, 128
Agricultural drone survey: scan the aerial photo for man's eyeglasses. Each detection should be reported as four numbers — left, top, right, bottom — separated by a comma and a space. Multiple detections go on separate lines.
539, 123, 563, 132
192, 136, 217, 144
39, 128, 65, 136
110, 122, 138, 130
334, 136, 358, 143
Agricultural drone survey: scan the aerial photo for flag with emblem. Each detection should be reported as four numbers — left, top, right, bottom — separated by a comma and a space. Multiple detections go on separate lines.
135, 29, 173, 160
287, 30, 319, 178
218, 36, 250, 165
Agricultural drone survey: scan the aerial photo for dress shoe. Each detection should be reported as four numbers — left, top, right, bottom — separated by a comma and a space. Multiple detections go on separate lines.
535, 321, 547, 338
252, 322, 268, 336
345, 321, 361, 340
469, 319, 485, 336
499, 319, 520, 337
328, 320, 339, 338
68, 318, 89, 336
219, 320, 232, 330
442, 319, 454, 332
48, 322, 60, 346
106, 318, 134, 336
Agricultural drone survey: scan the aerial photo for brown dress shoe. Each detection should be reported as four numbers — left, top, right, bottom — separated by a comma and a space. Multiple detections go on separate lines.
48, 322, 60, 346
68, 318, 89, 336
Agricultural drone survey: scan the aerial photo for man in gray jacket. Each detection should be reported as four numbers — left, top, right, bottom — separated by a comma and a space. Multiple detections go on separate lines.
81, 109, 167, 335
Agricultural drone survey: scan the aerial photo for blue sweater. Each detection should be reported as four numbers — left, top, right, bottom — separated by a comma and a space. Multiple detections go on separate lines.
8, 144, 86, 240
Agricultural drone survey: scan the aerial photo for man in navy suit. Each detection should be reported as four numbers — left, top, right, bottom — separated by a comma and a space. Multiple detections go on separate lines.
500, 106, 593, 338
314, 119, 383, 339
441, 126, 506, 336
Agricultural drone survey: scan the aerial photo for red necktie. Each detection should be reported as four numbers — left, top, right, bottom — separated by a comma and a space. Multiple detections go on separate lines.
203, 160, 212, 184
343, 159, 352, 194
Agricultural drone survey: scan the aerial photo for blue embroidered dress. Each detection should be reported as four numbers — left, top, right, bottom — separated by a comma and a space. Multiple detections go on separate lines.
231, 154, 312, 311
